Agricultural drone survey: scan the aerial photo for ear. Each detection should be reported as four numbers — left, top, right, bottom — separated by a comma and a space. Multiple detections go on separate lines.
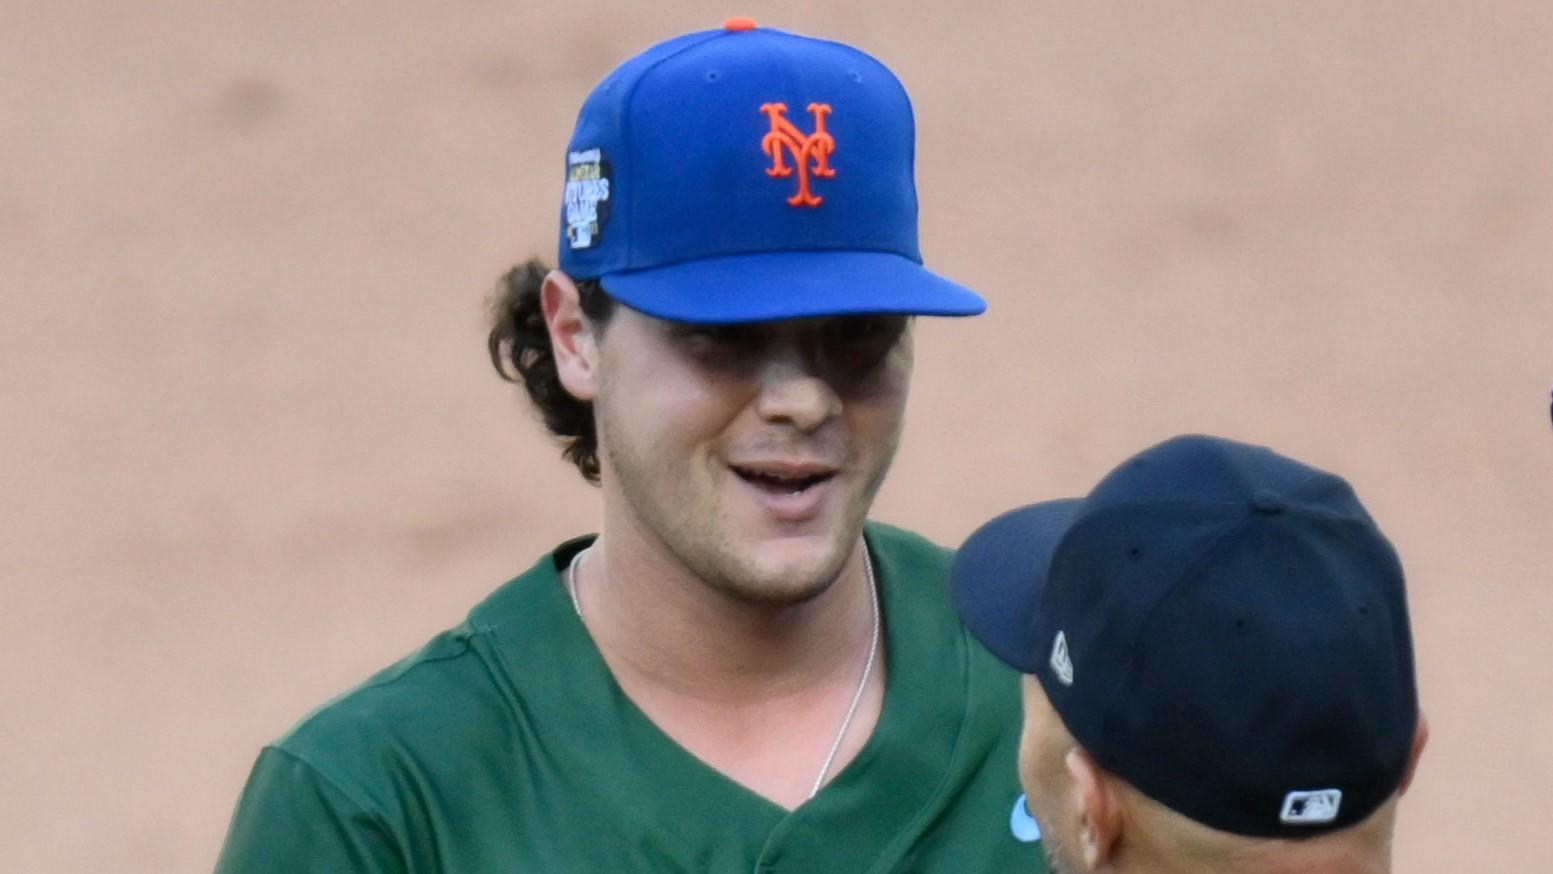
1397, 712, 1430, 796
541, 270, 600, 402
1066, 747, 1122, 870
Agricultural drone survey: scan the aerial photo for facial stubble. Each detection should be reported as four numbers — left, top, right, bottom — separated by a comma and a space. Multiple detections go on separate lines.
593, 384, 902, 608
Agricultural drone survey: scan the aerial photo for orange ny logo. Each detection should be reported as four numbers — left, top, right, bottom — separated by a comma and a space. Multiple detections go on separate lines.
760, 102, 836, 207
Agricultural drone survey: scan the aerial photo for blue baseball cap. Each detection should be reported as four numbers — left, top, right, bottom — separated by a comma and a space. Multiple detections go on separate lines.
950, 435, 1419, 838
555, 20, 985, 323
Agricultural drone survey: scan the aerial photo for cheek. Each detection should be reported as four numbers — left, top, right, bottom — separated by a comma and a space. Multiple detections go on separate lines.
603, 354, 752, 462
1017, 726, 1063, 800
1019, 687, 1072, 818
870, 338, 914, 398
841, 347, 913, 436
1017, 730, 1040, 795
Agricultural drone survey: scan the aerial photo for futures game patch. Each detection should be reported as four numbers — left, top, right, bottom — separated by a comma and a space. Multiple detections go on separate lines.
564, 148, 611, 249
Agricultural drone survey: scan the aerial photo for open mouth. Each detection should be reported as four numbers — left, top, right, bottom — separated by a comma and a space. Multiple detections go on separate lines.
730, 465, 838, 495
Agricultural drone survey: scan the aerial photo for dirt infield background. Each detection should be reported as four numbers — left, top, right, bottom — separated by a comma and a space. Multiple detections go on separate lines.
4, 2, 1550, 870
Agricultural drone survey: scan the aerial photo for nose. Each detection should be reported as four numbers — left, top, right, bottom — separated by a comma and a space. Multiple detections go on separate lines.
754, 358, 842, 432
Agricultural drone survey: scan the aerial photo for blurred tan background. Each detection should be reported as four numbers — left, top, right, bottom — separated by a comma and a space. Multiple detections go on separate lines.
3, 1, 1550, 871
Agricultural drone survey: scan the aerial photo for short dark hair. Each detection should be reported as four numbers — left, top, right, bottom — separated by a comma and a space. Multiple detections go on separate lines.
487, 258, 617, 484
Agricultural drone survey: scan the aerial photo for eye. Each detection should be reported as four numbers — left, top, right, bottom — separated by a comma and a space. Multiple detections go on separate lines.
825, 315, 907, 345
684, 323, 757, 345
670, 322, 768, 359
816, 316, 908, 378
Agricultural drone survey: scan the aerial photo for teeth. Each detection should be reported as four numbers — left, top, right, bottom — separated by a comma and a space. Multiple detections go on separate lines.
735, 467, 824, 489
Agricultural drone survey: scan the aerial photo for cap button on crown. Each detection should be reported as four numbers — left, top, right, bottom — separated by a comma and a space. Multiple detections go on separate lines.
723, 17, 757, 32
1251, 489, 1287, 514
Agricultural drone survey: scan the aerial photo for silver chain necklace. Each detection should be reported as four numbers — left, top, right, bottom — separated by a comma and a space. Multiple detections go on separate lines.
565, 542, 881, 800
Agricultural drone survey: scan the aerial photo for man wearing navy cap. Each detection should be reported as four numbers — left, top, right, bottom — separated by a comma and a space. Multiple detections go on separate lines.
951, 435, 1429, 873
217, 21, 1043, 872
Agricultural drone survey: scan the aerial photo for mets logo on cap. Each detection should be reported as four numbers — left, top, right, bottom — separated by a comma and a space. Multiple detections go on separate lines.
760, 102, 835, 207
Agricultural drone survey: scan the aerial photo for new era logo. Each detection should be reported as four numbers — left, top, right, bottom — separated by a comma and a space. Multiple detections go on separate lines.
1280, 789, 1342, 825
1049, 631, 1074, 686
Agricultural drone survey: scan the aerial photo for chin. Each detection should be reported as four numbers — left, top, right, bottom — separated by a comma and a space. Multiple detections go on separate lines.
719, 535, 853, 607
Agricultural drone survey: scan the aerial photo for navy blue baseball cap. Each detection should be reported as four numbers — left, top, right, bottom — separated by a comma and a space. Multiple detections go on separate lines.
555, 19, 985, 323
951, 435, 1419, 838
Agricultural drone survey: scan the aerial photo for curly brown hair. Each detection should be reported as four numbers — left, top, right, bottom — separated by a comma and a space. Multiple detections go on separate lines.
487, 258, 617, 484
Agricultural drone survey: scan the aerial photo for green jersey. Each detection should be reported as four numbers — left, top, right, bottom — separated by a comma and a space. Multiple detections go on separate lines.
216, 523, 1047, 872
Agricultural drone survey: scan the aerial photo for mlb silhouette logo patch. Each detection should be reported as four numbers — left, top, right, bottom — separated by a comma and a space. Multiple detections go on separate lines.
760, 102, 836, 207
564, 148, 611, 249
1280, 788, 1342, 825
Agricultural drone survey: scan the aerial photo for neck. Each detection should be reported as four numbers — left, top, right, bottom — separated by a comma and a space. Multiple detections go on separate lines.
571, 505, 885, 808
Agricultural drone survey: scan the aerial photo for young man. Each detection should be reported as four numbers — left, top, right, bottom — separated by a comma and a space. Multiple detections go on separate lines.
216, 21, 1044, 872
951, 434, 1428, 874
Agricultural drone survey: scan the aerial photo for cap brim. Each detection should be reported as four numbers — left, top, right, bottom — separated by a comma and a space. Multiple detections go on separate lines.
950, 500, 1083, 674
599, 250, 986, 323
